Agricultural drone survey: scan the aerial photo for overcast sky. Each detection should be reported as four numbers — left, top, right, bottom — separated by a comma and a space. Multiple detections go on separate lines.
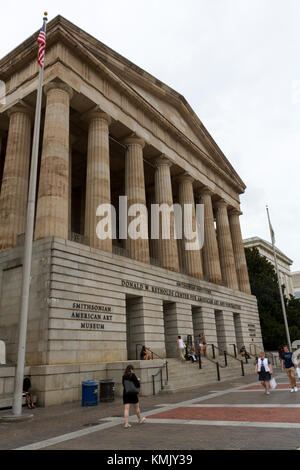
1, 0, 300, 270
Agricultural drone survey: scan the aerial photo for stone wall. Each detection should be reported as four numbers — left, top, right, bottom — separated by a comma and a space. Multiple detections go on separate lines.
0, 236, 263, 405
0, 361, 165, 407
0, 237, 263, 367
0, 238, 51, 365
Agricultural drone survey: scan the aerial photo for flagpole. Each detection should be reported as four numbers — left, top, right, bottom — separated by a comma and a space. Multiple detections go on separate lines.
10, 13, 48, 418
266, 205, 292, 351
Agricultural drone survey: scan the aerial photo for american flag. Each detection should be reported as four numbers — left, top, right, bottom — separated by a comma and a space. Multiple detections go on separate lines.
37, 22, 46, 67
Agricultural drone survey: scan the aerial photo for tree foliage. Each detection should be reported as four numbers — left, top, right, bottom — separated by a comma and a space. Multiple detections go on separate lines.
245, 247, 300, 350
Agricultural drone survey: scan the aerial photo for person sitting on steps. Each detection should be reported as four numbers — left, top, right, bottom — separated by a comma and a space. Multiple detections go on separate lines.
23, 377, 35, 409
140, 345, 151, 360
186, 344, 198, 363
240, 345, 251, 360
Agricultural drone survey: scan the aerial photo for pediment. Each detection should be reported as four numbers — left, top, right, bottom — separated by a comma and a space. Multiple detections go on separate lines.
0, 15, 245, 192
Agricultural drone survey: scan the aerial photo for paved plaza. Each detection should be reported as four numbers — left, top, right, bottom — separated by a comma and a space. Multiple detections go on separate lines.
1, 369, 300, 451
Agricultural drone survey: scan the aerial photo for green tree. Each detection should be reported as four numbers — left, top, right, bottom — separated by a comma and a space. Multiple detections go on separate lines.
245, 247, 300, 350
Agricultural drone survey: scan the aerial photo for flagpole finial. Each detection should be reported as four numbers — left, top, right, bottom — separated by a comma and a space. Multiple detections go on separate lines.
43, 12, 48, 20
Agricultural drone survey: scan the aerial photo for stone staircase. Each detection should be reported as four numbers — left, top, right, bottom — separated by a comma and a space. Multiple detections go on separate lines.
160, 354, 256, 394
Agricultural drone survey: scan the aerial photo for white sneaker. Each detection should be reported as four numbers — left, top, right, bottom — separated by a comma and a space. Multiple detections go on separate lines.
290, 388, 295, 392
266, 391, 270, 395
294, 387, 298, 392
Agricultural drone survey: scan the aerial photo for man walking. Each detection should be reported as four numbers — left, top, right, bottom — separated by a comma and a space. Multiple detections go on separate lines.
281, 345, 298, 392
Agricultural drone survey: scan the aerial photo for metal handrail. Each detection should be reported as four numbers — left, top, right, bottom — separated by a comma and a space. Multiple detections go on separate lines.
152, 367, 164, 395
136, 344, 165, 361
243, 350, 258, 361
198, 346, 225, 381
230, 343, 237, 358
265, 351, 279, 367
135, 344, 169, 393
209, 344, 247, 376
202, 354, 223, 380
207, 344, 229, 367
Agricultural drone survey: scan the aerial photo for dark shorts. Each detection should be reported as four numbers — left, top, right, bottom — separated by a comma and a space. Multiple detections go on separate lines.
258, 371, 271, 382
123, 393, 139, 405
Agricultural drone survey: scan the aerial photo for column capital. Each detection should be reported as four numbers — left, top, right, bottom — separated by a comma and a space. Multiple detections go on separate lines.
202, 187, 214, 196
177, 172, 194, 184
196, 186, 214, 198
229, 208, 243, 217
154, 154, 172, 168
7, 100, 33, 121
44, 81, 74, 100
214, 199, 228, 209
122, 133, 145, 148
82, 106, 112, 126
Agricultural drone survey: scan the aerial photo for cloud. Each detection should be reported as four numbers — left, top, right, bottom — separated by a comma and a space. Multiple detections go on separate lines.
1, 0, 299, 270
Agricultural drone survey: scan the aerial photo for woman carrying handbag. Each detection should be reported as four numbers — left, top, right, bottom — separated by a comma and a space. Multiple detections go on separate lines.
255, 351, 273, 395
122, 365, 146, 429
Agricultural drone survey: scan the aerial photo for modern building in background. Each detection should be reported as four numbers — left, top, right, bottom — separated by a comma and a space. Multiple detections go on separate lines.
292, 272, 300, 299
0, 16, 263, 406
243, 236, 294, 297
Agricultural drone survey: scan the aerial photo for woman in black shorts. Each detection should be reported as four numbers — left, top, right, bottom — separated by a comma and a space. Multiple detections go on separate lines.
255, 351, 273, 395
122, 365, 146, 428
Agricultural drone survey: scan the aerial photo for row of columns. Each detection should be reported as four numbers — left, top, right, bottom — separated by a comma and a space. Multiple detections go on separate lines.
0, 81, 251, 294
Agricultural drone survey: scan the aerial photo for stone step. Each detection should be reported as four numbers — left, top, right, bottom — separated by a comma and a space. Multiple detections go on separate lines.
160, 355, 255, 394
161, 369, 253, 394
166, 369, 248, 385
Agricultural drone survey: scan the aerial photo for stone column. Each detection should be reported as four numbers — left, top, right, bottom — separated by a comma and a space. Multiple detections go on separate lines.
84, 108, 112, 252
178, 174, 203, 279
68, 140, 73, 237
215, 200, 239, 290
199, 189, 222, 285
0, 104, 32, 251
147, 187, 158, 262
229, 209, 251, 294
35, 82, 73, 241
0, 130, 5, 163
154, 156, 179, 272
123, 134, 150, 263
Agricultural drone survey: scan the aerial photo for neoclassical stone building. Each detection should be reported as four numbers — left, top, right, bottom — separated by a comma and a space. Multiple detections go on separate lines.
0, 16, 263, 405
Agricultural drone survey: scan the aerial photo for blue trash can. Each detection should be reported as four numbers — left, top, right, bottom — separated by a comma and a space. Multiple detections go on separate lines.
81, 380, 98, 406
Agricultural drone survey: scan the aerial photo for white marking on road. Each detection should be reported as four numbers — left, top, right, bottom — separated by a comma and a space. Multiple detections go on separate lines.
135, 418, 300, 429
13, 375, 288, 450
183, 404, 300, 408
154, 404, 173, 407
232, 389, 292, 392
15, 420, 123, 450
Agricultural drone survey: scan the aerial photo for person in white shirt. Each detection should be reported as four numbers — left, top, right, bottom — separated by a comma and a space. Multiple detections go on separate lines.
255, 351, 273, 395
177, 336, 186, 361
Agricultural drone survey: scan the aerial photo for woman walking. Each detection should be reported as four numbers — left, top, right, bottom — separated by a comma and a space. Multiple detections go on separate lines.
199, 333, 207, 357
177, 336, 186, 361
122, 365, 146, 429
255, 351, 273, 395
